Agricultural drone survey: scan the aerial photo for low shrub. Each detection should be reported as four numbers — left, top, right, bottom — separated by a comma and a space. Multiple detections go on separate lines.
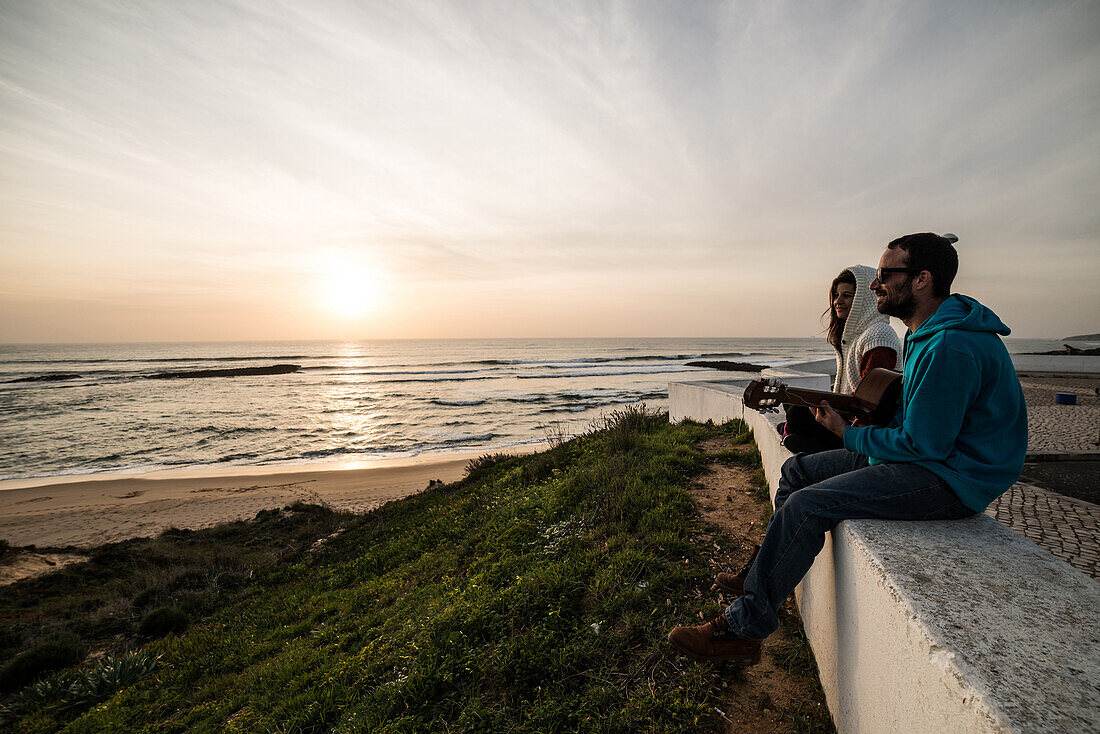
593, 403, 661, 453
0, 637, 84, 692
464, 452, 510, 481
0, 650, 161, 722
213, 569, 250, 592
166, 568, 208, 592
130, 588, 160, 611
137, 607, 189, 639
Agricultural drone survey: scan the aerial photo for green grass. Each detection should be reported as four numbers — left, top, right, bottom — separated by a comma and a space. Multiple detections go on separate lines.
768, 607, 819, 679
780, 701, 835, 734
769, 604, 835, 733
0, 502, 355, 675
2, 409, 767, 733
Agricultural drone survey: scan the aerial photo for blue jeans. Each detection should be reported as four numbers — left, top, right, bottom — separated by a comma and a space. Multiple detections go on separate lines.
724, 449, 974, 640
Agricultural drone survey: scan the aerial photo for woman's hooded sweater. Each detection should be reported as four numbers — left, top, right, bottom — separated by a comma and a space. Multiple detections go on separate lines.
833, 265, 901, 394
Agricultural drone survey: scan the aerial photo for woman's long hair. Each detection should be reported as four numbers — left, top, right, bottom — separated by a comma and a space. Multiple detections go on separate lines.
824, 269, 857, 349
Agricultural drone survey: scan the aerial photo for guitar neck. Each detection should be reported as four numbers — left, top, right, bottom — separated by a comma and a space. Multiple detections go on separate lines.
778, 386, 874, 416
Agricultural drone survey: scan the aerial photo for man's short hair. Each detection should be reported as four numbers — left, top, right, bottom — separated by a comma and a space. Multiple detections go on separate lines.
887, 233, 958, 299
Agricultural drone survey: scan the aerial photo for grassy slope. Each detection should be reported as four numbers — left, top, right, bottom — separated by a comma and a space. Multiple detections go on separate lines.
5, 410, 776, 733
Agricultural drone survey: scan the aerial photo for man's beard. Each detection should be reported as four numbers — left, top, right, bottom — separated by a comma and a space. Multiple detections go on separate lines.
877, 282, 917, 321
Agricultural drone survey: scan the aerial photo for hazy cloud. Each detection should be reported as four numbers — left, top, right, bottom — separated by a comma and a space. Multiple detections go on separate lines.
1, 0, 1097, 340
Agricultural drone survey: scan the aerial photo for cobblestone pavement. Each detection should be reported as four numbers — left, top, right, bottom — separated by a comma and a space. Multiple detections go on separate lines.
1019, 376, 1100, 454
986, 482, 1100, 579
987, 375, 1100, 580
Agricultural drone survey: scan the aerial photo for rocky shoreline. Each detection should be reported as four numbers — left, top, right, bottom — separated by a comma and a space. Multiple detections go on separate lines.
685, 360, 767, 372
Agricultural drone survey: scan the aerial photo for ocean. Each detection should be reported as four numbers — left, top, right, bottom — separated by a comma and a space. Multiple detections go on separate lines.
0, 337, 1065, 483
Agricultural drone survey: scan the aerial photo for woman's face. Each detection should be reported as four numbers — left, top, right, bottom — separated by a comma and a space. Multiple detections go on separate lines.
833, 283, 855, 321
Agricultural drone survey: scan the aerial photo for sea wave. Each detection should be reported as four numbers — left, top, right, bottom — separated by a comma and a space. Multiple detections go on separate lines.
193, 425, 279, 435
374, 376, 497, 384
5, 365, 304, 385
543, 405, 591, 413
317, 364, 701, 382
4, 351, 740, 371
536, 392, 667, 414
214, 451, 264, 463
5, 373, 83, 383
434, 433, 496, 445
278, 433, 499, 461
4, 355, 314, 365
471, 352, 748, 366
306, 367, 492, 376
515, 366, 697, 379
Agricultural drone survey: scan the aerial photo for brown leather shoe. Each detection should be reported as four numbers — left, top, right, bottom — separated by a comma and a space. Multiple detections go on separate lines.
667, 614, 761, 665
715, 544, 760, 595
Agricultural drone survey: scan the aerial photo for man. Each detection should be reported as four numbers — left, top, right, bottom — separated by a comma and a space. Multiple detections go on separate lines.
668, 233, 1028, 665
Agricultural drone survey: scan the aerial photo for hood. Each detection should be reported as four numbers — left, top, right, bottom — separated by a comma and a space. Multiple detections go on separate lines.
910, 294, 1011, 343
839, 265, 891, 347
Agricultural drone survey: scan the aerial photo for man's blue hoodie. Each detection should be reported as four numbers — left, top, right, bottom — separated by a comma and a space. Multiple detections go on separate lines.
843, 294, 1028, 512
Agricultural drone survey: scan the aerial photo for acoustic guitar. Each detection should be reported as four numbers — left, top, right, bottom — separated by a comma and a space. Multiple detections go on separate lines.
742, 368, 902, 427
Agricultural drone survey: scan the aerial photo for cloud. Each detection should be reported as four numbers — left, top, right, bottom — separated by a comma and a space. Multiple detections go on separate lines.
0, 0, 1097, 339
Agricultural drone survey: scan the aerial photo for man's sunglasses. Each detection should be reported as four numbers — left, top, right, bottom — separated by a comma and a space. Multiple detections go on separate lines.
875, 267, 922, 282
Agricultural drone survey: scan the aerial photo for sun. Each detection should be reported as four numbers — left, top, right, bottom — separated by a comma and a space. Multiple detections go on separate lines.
319, 261, 383, 318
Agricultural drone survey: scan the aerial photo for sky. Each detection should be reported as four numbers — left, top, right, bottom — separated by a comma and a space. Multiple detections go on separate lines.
1, 0, 1097, 342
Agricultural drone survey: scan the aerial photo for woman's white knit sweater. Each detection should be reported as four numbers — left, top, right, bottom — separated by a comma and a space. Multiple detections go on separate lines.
832, 265, 902, 394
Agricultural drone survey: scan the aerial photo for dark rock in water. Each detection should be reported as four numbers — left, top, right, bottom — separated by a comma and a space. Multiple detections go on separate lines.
147, 364, 301, 380
8, 373, 82, 383
685, 360, 767, 372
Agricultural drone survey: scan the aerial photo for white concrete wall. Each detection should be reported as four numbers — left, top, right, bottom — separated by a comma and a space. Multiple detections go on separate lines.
766, 353, 1100, 377
1011, 354, 1100, 375
670, 377, 1100, 734
770, 358, 837, 377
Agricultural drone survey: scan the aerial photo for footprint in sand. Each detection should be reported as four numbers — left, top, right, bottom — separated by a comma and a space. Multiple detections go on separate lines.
14, 496, 53, 505
192, 485, 262, 494
114, 491, 144, 499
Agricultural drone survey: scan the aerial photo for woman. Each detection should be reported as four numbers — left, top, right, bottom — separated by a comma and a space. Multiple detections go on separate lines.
779, 265, 900, 454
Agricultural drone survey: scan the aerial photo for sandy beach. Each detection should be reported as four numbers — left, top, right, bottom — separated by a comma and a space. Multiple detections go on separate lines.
0, 449, 536, 549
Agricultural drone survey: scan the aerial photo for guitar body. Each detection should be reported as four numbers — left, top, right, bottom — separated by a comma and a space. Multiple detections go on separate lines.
743, 368, 902, 427
851, 369, 903, 426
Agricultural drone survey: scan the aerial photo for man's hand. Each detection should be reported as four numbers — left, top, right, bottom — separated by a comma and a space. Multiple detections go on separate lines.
811, 401, 848, 438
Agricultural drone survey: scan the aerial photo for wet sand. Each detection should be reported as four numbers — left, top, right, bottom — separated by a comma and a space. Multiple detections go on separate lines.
0, 449, 537, 549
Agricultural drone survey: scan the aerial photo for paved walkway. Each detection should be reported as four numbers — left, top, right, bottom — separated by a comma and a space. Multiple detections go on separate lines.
1019, 375, 1100, 455
986, 482, 1100, 579
987, 375, 1100, 580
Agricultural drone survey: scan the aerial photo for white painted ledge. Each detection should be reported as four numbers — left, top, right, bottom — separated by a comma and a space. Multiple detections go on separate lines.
1011, 354, 1100, 376
669, 377, 1100, 734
